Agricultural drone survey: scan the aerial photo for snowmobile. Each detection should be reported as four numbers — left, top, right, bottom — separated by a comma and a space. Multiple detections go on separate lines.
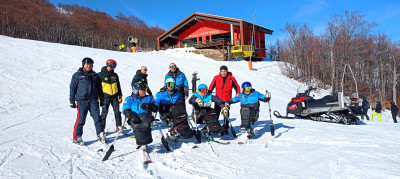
274, 64, 363, 125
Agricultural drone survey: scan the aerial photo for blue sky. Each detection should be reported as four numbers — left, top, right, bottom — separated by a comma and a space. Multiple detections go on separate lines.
49, 0, 400, 44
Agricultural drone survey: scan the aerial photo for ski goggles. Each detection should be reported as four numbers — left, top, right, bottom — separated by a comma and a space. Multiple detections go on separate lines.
106, 62, 117, 68
169, 65, 176, 68
199, 88, 207, 93
166, 82, 175, 87
244, 87, 252, 91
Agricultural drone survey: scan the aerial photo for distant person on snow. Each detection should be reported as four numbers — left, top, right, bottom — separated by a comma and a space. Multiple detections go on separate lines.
69, 57, 105, 146
131, 66, 153, 97
155, 78, 195, 141
372, 101, 382, 122
189, 84, 228, 135
165, 63, 189, 100
361, 97, 370, 120
98, 59, 123, 133
226, 82, 271, 137
208, 65, 240, 134
122, 82, 157, 146
391, 102, 398, 123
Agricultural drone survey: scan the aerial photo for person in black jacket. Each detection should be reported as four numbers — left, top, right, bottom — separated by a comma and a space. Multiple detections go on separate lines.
98, 59, 123, 133
131, 66, 153, 97
361, 97, 370, 120
372, 101, 382, 122
391, 102, 398, 123
69, 57, 105, 146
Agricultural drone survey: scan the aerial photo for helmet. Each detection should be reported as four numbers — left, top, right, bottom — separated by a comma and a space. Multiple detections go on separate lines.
198, 84, 207, 90
165, 78, 175, 87
198, 84, 208, 94
82, 57, 94, 66
132, 82, 146, 95
241, 82, 252, 91
106, 59, 117, 68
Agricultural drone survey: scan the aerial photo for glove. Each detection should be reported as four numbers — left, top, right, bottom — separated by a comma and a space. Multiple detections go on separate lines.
118, 95, 123, 103
196, 98, 204, 106
70, 100, 76, 108
99, 99, 104, 106
124, 109, 141, 124
148, 103, 158, 112
141, 103, 149, 110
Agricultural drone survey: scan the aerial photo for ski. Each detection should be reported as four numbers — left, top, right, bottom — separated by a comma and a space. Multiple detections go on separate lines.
142, 145, 152, 165
201, 136, 230, 145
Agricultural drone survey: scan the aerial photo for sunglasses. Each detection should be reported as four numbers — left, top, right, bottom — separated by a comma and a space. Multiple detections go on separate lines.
170, 65, 176, 68
199, 88, 207, 93
142, 69, 147, 71
166, 82, 175, 87
244, 87, 252, 91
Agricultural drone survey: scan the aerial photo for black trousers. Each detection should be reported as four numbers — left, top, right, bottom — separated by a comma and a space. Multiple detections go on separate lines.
214, 104, 229, 129
100, 97, 122, 129
392, 114, 398, 123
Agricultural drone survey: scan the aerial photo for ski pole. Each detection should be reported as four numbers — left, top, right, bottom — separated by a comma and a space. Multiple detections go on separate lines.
223, 111, 237, 138
191, 108, 202, 143
102, 117, 128, 161
154, 112, 171, 152
266, 90, 275, 136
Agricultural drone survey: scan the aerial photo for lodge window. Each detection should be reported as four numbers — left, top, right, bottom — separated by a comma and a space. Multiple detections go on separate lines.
181, 38, 197, 46
211, 33, 231, 42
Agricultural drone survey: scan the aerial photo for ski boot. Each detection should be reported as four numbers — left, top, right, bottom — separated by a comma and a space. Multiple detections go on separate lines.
239, 127, 254, 138
97, 132, 106, 143
73, 137, 84, 146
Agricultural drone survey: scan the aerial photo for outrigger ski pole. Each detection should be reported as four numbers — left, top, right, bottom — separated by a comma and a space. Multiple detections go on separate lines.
191, 108, 202, 143
223, 111, 237, 138
267, 90, 275, 136
102, 117, 128, 161
154, 112, 171, 152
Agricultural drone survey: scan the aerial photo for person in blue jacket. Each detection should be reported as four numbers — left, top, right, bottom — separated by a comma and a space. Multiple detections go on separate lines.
189, 84, 227, 135
165, 63, 189, 100
69, 57, 105, 146
155, 78, 195, 141
122, 82, 158, 146
226, 82, 271, 136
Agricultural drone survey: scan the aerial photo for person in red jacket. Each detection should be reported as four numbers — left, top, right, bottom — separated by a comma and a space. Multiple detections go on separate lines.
208, 65, 240, 134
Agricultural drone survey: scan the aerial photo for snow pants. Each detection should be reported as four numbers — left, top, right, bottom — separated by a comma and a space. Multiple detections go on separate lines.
372, 112, 382, 122
73, 99, 104, 140
392, 114, 398, 123
100, 96, 122, 129
131, 112, 153, 145
240, 105, 260, 129
195, 107, 223, 134
169, 102, 195, 139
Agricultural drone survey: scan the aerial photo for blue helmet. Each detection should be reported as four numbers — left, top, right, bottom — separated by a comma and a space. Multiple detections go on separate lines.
198, 84, 208, 90
132, 82, 146, 94
242, 82, 252, 91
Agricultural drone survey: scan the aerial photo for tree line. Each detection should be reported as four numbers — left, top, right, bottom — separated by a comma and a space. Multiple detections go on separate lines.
0, 0, 165, 51
267, 10, 399, 105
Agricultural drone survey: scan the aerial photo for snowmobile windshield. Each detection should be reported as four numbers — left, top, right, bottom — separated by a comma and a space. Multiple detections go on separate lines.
297, 86, 307, 94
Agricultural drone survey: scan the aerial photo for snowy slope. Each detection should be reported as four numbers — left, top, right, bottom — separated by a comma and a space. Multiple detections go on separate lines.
0, 35, 399, 178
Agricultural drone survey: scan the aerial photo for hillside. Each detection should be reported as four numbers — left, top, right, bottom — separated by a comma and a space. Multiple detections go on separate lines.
0, 35, 399, 178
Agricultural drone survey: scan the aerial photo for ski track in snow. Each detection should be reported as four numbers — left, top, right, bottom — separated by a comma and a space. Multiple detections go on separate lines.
0, 35, 400, 178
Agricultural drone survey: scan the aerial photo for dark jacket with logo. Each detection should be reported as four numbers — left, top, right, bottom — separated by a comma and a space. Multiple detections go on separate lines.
98, 66, 122, 98
69, 67, 103, 101
131, 70, 153, 96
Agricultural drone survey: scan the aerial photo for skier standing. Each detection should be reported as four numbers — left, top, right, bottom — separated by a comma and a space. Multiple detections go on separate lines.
361, 97, 370, 120
188, 84, 227, 135
208, 65, 240, 134
391, 102, 398, 123
225, 82, 271, 137
131, 66, 153, 97
69, 57, 105, 145
98, 59, 123, 133
165, 63, 189, 100
372, 101, 382, 122
155, 78, 195, 141
122, 82, 158, 145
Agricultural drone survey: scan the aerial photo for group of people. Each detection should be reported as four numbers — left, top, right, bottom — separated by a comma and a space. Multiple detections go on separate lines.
360, 98, 398, 123
69, 58, 272, 146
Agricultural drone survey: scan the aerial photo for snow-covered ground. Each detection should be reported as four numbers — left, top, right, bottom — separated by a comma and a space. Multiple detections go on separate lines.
0, 35, 399, 178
